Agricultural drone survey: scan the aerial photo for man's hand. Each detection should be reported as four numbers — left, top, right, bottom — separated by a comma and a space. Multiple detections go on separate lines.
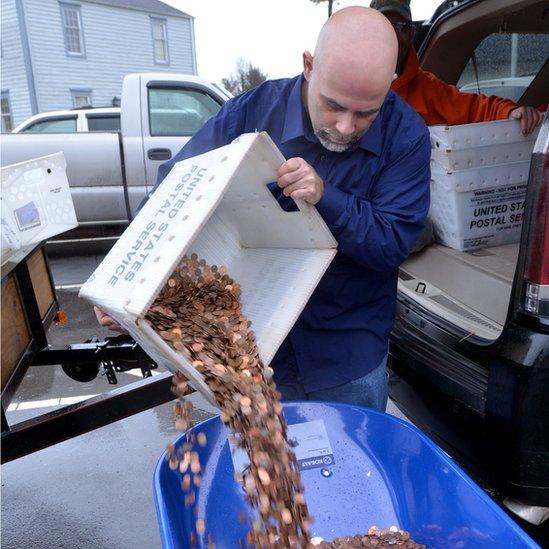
94, 306, 128, 334
509, 106, 543, 136
277, 157, 325, 205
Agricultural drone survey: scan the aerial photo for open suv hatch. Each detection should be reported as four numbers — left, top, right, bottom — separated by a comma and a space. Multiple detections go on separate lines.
388, 0, 549, 534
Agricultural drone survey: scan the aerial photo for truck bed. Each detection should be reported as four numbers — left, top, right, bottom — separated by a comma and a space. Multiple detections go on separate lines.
0, 132, 140, 224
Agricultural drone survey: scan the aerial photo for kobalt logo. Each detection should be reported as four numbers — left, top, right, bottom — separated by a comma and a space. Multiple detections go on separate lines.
302, 455, 333, 467
302, 458, 324, 467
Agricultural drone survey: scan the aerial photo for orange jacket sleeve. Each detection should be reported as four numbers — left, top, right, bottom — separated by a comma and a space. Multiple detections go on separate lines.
392, 48, 518, 126
417, 71, 518, 125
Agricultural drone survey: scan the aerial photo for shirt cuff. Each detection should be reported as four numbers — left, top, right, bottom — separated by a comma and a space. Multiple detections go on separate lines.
315, 183, 350, 233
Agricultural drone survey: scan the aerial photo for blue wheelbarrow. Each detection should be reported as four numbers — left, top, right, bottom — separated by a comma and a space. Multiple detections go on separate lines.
154, 401, 539, 548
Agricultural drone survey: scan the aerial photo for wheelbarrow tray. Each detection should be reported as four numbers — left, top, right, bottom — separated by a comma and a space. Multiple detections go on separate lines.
153, 401, 538, 548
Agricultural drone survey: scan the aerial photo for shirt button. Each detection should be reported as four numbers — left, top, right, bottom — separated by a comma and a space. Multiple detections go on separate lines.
320, 155, 326, 162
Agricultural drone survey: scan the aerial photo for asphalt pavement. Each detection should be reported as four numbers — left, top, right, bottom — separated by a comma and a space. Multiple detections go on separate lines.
1, 253, 408, 549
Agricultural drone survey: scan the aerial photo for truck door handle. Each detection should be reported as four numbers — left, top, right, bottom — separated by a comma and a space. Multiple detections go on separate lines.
147, 148, 172, 161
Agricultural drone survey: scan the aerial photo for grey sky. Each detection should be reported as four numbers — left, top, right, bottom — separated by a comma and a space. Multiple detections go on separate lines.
163, 0, 441, 82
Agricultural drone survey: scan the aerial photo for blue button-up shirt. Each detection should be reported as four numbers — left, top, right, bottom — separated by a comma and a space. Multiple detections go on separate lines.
156, 75, 430, 392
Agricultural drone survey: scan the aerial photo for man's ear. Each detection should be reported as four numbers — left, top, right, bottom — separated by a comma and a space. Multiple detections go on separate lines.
302, 51, 313, 81
393, 73, 398, 81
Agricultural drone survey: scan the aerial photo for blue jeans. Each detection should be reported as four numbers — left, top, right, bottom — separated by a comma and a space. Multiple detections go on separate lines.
277, 355, 388, 412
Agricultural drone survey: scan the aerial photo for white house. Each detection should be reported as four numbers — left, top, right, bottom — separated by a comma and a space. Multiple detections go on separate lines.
1, 0, 196, 130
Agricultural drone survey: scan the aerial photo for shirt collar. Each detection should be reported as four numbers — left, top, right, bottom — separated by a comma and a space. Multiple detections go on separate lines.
356, 110, 382, 156
281, 74, 309, 144
281, 73, 383, 157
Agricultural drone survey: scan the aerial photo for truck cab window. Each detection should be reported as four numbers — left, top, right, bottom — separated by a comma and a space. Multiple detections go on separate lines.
148, 87, 222, 137
24, 117, 77, 133
457, 33, 549, 102
86, 115, 121, 132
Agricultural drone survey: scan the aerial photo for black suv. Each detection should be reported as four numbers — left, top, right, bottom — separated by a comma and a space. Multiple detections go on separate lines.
388, 0, 549, 539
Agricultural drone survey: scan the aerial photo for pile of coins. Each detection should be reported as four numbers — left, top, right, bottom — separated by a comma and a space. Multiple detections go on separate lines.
146, 254, 312, 548
147, 254, 424, 549
313, 526, 425, 548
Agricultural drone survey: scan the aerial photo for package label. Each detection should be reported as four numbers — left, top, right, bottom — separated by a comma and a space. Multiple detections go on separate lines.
230, 419, 335, 474
467, 184, 526, 230
431, 180, 528, 251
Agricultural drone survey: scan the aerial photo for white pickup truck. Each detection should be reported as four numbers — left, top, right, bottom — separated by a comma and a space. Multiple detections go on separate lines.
1, 73, 231, 226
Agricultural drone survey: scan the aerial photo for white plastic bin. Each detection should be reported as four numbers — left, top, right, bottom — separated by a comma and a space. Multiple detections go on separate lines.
428, 120, 539, 251
79, 132, 337, 406
431, 140, 533, 171
1, 152, 77, 266
429, 118, 538, 149
429, 174, 528, 251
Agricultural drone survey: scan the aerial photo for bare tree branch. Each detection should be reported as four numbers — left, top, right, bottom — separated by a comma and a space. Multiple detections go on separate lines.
221, 58, 268, 96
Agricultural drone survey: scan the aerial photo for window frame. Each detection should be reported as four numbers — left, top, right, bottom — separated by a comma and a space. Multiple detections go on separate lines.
146, 84, 224, 137
23, 115, 78, 133
1, 91, 13, 133
71, 88, 92, 108
60, 2, 86, 57
456, 31, 549, 103
85, 112, 121, 132
150, 17, 170, 65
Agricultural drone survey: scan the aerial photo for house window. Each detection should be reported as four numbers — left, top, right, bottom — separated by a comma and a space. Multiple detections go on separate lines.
151, 18, 169, 64
71, 89, 92, 107
60, 3, 85, 56
1, 92, 13, 133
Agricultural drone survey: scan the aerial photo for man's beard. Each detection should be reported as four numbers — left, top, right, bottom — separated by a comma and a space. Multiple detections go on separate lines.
315, 128, 362, 153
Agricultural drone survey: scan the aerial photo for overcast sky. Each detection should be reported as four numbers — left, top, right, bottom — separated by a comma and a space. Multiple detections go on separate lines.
162, 0, 442, 83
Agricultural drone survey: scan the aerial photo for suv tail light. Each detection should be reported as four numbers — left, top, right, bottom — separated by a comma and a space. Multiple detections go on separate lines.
520, 118, 549, 320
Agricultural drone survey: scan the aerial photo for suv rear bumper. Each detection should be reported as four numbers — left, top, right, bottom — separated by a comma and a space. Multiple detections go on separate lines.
389, 299, 549, 506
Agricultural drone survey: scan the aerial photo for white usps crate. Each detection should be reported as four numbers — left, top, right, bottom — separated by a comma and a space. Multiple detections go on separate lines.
429, 118, 538, 149
1, 153, 77, 266
79, 132, 338, 406
429, 165, 529, 251
430, 118, 539, 170
428, 119, 539, 251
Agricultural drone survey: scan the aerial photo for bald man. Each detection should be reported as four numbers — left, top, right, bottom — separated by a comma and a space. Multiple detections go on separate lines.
102, 7, 431, 410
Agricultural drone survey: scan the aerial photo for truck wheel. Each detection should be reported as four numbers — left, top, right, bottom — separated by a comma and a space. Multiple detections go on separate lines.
61, 362, 100, 382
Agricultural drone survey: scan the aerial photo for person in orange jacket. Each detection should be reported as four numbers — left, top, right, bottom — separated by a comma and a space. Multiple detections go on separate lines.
370, 0, 542, 135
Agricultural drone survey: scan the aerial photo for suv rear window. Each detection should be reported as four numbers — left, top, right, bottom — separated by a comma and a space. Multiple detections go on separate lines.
457, 33, 549, 102
86, 114, 121, 132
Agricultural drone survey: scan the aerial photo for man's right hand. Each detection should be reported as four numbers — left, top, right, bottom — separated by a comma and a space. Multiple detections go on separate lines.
94, 306, 128, 334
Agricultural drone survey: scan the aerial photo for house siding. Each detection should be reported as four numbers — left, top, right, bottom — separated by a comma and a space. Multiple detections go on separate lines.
21, 0, 196, 112
1, 0, 34, 127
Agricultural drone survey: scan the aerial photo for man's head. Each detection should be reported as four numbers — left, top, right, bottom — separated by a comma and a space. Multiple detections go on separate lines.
302, 7, 398, 153
370, 0, 414, 75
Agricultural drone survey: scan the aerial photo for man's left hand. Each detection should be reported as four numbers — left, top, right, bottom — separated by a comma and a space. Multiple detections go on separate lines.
277, 157, 324, 205
509, 106, 543, 136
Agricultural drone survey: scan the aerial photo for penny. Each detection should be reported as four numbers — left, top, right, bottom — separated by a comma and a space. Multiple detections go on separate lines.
197, 432, 207, 447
